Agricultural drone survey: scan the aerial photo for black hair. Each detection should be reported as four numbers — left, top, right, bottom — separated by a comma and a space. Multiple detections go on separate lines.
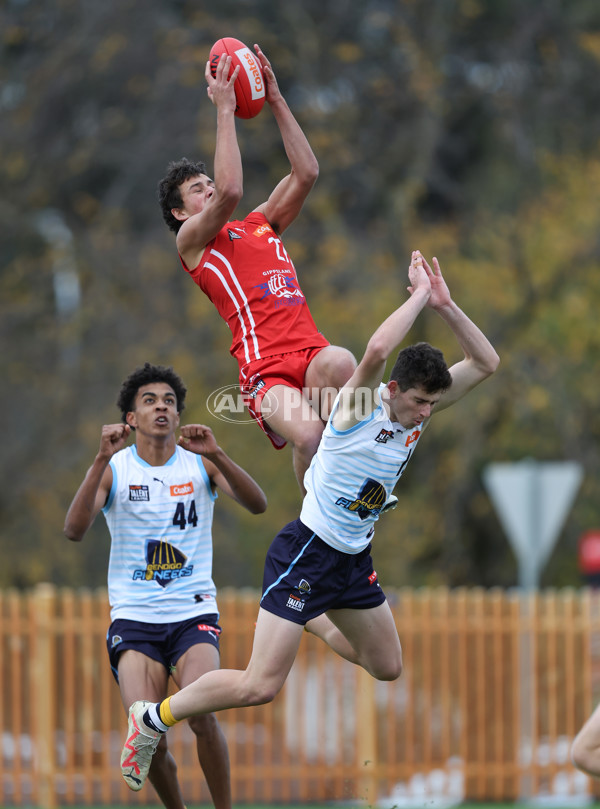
157, 157, 208, 233
389, 342, 452, 393
116, 363, 187, 423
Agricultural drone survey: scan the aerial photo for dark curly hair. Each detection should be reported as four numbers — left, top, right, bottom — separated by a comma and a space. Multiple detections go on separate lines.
117, 363, 187, 423
157, 158, 208, 233
389, 342, 452, 394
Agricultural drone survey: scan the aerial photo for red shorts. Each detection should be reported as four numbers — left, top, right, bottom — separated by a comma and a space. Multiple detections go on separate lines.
239, 345, 329, 449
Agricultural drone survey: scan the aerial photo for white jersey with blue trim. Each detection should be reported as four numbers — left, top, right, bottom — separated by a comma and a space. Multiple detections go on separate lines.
102, 444, 218, 623
300, 384, 423, 553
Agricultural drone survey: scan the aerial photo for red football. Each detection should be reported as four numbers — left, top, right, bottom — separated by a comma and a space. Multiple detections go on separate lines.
209, 37, 266, 119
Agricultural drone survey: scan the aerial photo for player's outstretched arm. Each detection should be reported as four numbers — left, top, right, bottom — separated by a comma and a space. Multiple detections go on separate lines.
333, 251, 431, 429
252, 44, 319, 235
176, 54, 243, 267
178, 425, 267, 514
63, 424, 130, 542
422, 256, 500, 413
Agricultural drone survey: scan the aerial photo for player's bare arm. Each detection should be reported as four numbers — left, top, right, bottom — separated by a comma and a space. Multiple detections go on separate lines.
175, 54, 243, 268
421, 256, 500, 413
178, 424, 267, 514
64, 423, 131, 541
333, 252, 431, 431
252, 44, 319, 235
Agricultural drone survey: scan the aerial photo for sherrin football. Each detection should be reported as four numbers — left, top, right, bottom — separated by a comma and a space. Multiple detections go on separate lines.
209, 37, 266, 119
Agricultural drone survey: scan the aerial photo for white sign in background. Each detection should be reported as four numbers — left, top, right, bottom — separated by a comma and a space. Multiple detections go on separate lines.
483, 459, 583, 589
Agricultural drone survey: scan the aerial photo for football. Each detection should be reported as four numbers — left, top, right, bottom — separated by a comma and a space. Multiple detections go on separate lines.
209, 37, 266, 119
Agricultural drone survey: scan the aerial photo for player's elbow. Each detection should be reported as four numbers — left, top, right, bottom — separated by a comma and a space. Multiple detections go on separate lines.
294, 160, 319, 192
304, 160, 319, 187
482, 349, 500, 377
249, 492, 268, 515
63, 511, 88, 542
63, 522, 84, 542
220, 182, 243, 210
306, 164, 319, 190
364, 336, 390, 367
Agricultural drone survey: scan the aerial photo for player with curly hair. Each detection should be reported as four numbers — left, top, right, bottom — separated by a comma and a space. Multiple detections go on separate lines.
64, 362, 266, 809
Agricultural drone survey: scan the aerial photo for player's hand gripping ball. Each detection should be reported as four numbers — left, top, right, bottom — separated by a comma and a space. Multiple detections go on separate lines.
209, 37, 266, 119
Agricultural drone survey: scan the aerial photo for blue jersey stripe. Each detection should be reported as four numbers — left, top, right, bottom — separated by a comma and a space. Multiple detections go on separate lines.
260, 533, 316, 603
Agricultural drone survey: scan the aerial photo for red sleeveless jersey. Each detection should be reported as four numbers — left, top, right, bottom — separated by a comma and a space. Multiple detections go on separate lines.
181, 212, 329, 368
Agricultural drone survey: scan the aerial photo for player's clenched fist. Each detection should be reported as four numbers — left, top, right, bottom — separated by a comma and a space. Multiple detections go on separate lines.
177, 424, 219, 457
99, 423, 131, 458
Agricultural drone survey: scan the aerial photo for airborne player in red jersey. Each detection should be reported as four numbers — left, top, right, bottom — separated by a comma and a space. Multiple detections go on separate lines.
158, 44, 356, 493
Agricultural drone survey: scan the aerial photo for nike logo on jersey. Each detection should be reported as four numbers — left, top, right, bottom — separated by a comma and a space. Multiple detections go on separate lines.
227, 229, 242, 240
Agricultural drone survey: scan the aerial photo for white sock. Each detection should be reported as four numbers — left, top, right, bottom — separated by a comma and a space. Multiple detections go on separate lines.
144, 702, 169, 733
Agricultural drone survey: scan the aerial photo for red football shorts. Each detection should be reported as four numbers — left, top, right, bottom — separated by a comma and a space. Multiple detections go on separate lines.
239, 345, 329, 449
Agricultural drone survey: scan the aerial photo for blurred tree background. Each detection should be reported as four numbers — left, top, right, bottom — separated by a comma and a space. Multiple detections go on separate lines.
2, 0, 600, 591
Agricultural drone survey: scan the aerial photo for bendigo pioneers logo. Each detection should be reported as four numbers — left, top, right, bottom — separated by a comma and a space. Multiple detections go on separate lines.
335, 478, 387, 520
133, 540, 193, 587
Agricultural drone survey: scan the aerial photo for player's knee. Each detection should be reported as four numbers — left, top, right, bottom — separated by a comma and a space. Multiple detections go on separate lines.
571, 735, 595, 775
292, 422, 324, 459
322, 347, 357, 388
188, 712, 218, 739
336, 348, 358, 382
245, 682, 279, 705
238, 674, 283, 706
570, 739, 583, 771
378, 662, 403, 682
305, 346, 356, 398
371, 653, 403, 682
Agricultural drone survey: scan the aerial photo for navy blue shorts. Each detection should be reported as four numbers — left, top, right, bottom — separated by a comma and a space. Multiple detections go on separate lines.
260, 518, 386, 625
106, 614, 222, 683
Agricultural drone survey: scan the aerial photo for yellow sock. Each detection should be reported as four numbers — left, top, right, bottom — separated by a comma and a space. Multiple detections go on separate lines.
159, 696, 179, 727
